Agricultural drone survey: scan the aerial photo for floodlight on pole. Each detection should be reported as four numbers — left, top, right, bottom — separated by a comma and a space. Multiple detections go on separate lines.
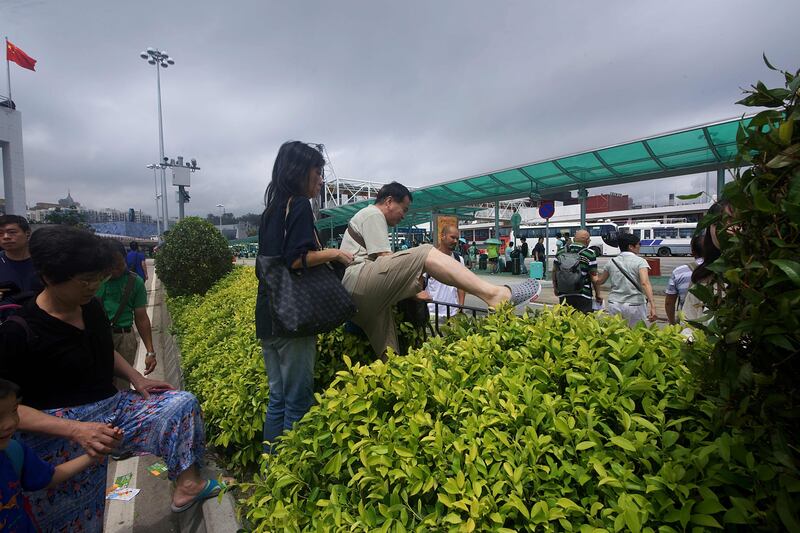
140, 47, 174, 236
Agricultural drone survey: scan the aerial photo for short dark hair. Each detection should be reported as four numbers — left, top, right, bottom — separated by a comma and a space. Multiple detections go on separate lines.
0, 378, 20, 401
690, 235, 703, 257
618, 232, 640, 252
107, 240, 128, 259
129, 241, 139, 251
29, 226, 113, 284
375, 182, 412, 205
0, 214, 30, 233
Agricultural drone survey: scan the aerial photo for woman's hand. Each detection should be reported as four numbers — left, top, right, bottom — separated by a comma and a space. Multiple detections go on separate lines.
647, 302, 657, 321
131, 376, 175, 400
70, 421, 123, 458
335, 250, 354, 266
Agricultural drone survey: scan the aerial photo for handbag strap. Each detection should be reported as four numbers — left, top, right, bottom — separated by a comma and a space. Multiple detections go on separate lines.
611, 257, 645, 296
346, 225, 369, 252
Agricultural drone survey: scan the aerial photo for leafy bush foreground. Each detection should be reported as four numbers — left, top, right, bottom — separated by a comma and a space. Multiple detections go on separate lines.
168, 267, 376, 470
171, 268, 797, 531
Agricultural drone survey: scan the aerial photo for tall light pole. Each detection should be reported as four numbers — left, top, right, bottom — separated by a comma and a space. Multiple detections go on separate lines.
140, 47, 174, 235
146, 164, 161, 237
216, 204, 224, 234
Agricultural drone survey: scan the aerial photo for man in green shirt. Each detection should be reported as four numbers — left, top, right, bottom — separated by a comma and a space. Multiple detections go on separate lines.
97, 241, 157, 390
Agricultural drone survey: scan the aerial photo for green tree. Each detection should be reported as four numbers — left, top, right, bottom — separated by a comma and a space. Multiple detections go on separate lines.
44, 207, 88, 227
691, 57, 800, 530
155, 217, 233, 296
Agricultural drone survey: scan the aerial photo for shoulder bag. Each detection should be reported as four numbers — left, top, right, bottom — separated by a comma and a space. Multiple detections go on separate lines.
611, 257, 645, 296
256, 198, 356, 337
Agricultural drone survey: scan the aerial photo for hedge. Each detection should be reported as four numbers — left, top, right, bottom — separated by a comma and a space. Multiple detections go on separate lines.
171, 267, 796, 530
168, 267, 376, 470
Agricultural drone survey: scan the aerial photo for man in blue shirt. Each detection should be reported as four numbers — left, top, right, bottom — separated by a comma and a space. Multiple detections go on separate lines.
126, 241, 148, 280
0, 215, 42, 304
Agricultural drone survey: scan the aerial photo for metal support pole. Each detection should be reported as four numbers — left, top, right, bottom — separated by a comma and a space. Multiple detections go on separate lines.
155, 65, 169, 233
152, 167, 161, 237
494, 203, 500, 240
579, 187, 588, 228
178, 185, 185, 220
545, 218, 550, 273
716, 168, 725, 200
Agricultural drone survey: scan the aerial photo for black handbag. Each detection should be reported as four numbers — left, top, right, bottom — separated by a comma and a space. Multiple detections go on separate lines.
256, 198, 356, 337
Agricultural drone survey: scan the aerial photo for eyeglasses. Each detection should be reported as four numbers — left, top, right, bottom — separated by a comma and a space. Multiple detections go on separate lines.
73, 274, 111, 288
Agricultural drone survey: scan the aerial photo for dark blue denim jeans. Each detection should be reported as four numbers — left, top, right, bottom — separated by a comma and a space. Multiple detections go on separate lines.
261, 336, 316, 453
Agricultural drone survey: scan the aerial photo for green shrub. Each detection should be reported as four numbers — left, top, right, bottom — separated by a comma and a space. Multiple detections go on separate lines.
689, 59, 800, 530
167, 267, 377, 471
241, 307, 772, 531
155, 217, 233, 296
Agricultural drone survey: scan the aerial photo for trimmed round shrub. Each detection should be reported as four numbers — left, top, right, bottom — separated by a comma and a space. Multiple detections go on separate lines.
241, 308, 767, 531
155, 217, 233, 296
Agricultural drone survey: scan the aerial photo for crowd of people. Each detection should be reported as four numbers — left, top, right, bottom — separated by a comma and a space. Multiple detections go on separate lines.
0, 139, 729, 530
0, 216, 220, 531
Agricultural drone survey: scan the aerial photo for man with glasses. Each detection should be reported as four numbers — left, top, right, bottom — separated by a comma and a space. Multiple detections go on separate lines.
0, 215, 43, 305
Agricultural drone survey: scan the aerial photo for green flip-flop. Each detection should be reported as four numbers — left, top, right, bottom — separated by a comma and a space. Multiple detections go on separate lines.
171, 479, 223, 513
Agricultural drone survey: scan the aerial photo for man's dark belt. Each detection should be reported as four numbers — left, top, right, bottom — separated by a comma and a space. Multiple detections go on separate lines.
112, 326, 132, 333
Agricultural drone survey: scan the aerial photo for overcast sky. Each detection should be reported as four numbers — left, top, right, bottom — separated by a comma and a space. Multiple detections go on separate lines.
2, 0, 797, 218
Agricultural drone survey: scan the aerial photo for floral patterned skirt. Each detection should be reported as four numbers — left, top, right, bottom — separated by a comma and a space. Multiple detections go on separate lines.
17, 390, 205, 533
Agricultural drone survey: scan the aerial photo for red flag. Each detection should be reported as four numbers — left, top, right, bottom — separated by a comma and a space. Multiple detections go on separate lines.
6, 40, 37, 71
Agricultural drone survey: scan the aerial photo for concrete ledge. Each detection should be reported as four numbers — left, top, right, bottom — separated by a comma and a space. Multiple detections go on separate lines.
159, 281, 242, 533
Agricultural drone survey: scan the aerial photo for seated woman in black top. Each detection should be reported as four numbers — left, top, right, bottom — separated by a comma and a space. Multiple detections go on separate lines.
256, 141, 353, 453
0, 226, 218, 531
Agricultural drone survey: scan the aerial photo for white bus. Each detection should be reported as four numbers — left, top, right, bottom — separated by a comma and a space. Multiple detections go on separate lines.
618, 221, 697, 256
514, 222, 620, 257
459, 221, 619, 256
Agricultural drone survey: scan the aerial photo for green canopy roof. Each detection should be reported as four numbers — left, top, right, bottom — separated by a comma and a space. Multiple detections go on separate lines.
318, 116, 749, 229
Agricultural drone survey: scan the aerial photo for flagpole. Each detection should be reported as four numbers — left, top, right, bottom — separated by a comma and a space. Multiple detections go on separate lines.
5, 37, 11, 105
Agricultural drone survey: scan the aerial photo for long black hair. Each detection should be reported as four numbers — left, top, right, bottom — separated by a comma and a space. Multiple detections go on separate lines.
263, 141, 325, 215
691, 200, 730, 284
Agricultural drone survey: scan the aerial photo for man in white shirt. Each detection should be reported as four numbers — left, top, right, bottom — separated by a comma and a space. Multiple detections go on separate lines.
665, 236, 703, 325
426, 225, 465, 317
340, 182, 542, 358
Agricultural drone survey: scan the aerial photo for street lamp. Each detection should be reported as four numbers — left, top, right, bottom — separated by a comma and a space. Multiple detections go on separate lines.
139, 47, 175, 235
216, 204, 224, 233
146, 164, 161, 237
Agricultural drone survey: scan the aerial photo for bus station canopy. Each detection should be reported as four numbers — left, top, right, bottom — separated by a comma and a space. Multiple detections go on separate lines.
318, 116, 749, 229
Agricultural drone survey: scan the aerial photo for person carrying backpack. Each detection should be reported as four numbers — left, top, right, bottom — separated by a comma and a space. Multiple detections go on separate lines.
552, 229, 601, 314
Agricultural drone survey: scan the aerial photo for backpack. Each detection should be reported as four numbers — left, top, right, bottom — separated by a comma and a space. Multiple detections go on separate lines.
555, 248, 585, 295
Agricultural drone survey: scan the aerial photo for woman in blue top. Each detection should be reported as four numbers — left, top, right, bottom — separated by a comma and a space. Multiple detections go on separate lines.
255, 142, 353, 453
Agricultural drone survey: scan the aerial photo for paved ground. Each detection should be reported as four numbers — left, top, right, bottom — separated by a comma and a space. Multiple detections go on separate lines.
104, 263, 181, 533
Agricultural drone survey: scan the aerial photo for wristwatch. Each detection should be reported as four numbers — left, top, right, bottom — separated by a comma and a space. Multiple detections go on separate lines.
146, 351, 157, 358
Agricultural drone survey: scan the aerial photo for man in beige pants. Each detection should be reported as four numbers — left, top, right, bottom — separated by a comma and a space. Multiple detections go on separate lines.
340, 182, 541, 357
96, 241, 157, 390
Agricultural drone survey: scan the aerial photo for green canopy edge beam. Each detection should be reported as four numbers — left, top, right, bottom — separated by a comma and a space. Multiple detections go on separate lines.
592, 151, 623, 176
701, 127, 724, 162
640, 140, 669, 170
550, 160, 584, 183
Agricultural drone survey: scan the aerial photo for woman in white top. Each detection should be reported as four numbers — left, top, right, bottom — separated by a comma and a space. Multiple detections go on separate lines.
596, 233, 657, 327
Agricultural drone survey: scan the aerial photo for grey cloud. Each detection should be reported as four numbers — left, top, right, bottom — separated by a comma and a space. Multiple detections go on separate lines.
2, 0, 797, 218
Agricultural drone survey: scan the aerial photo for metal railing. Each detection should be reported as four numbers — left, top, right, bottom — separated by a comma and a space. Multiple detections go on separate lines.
421, 300, 489, 339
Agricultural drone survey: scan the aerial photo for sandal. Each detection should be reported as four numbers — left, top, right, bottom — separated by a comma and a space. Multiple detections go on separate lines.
170, 479, 223, 513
